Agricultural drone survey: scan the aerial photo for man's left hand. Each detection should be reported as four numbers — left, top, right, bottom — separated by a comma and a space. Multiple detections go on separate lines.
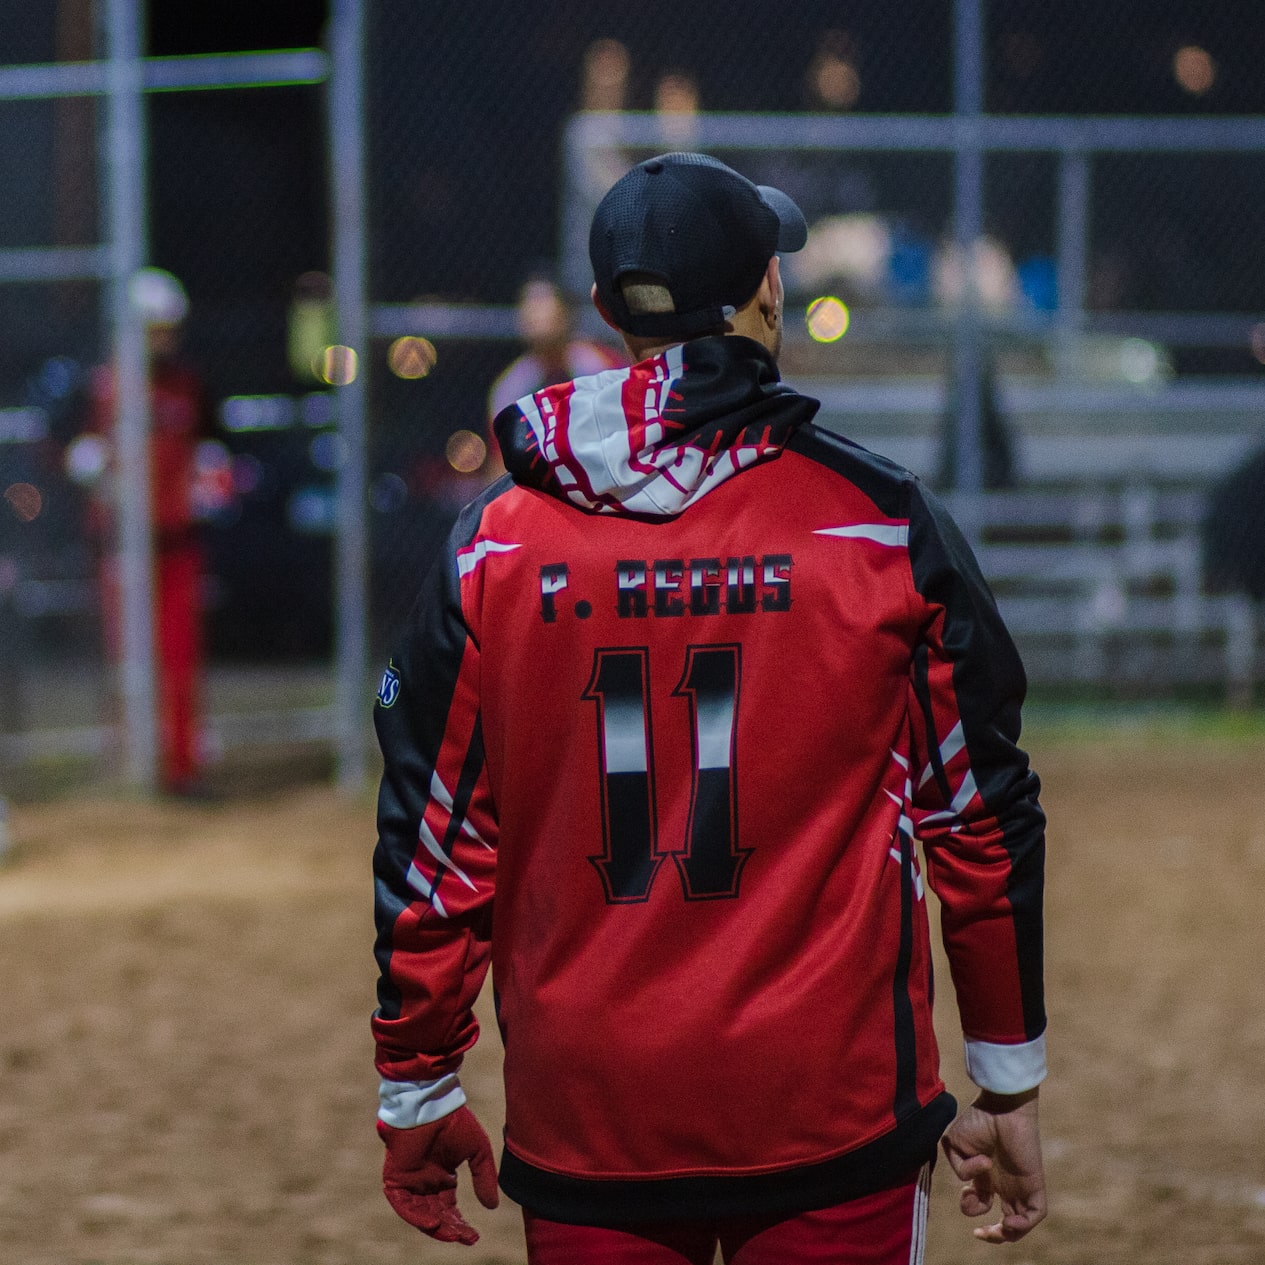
378, 1105, 500, 1244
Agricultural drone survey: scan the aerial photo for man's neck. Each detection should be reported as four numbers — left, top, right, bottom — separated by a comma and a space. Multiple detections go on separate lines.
623, 327, 776, 366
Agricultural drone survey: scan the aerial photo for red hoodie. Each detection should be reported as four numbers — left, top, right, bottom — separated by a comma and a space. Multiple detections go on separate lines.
371, 335, 1046, 1225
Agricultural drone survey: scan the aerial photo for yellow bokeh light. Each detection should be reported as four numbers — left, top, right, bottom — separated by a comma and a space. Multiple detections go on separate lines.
446, 429, 487, 474
388, 335, 439, 379
806, 296, 851, 343
1173, 45, 1216, 96
320, 344, 359, 386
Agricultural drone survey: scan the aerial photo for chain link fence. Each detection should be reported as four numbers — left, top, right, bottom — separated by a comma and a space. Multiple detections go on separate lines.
0, 17, 106, 785
363, 0, 961, 641
149, 83, 334, 664
364, 0, 1265, 700
0, 9, 333, 798
4, 1, 1265, 801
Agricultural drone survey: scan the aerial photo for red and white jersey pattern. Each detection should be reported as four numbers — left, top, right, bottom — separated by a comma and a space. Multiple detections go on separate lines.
516, 343, 787, 516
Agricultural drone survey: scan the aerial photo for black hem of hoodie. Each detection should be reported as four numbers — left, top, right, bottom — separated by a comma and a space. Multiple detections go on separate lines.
498, 1091, 956, 1228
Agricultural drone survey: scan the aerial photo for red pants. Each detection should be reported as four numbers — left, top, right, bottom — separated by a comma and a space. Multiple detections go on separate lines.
154, 542, 203, 787
522, 1165, 931, 1265
101, 542, 204, 788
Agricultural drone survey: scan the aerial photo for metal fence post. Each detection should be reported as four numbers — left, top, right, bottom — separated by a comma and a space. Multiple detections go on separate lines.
951, 0, 986, 499
329, 0, 370, 793
1055, 150, 1092, 381
103, 0, 157, 790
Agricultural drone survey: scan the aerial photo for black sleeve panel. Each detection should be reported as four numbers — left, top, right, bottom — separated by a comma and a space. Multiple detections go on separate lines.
371, 487, 505, 1082
907, 478, 1047, 1042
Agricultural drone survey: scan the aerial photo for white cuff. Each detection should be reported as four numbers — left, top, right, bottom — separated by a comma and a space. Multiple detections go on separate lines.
964, 1034, 1048, 1094
378, 1073, 467, 1128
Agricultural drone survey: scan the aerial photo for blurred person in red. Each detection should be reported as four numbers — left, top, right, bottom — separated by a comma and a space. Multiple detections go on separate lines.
70, 267, 223, 796
483, 275, 623, 481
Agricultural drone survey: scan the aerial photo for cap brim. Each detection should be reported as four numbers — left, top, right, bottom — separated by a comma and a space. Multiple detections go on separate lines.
757, 185, 808, 252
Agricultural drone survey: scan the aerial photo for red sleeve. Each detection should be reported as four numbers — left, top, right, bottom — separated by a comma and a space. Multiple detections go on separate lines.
371, 504, 498, 1083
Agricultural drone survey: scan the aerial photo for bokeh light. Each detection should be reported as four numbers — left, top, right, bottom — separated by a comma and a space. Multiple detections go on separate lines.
446, 429, 487, 474
1173, 45, 1216, 96
319, 344, 358, 386
231, 453, 265, 495
309, 432, 347, 472
1119, 338, 1161, 384
388, 335, 439, 379
191, 439, 235, 517
4, 482, 43, 523
1251, 323, 1265, 365
806, 296, 851, 343
370, 472, 409, 513
64, 433, 110, 485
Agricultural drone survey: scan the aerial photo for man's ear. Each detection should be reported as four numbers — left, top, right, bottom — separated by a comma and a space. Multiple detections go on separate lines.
757, 255, 782, 328
591, 284, 622, 332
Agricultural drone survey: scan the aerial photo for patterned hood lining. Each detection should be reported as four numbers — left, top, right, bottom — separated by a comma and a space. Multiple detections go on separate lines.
492, 335, 819, 518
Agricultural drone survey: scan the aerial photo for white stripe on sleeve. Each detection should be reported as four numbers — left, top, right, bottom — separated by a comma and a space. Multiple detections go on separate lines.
377, 1073, 467, 1127
964, 1033, 1048, 1094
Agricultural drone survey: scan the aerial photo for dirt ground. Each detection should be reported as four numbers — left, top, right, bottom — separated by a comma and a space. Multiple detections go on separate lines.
1, 724, 1264, 1265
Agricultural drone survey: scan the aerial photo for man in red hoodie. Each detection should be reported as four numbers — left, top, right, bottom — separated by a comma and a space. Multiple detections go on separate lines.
371, 153, 1048, 1263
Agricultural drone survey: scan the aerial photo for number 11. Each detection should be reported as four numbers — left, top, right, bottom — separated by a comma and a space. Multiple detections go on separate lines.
583, 643, 750, 903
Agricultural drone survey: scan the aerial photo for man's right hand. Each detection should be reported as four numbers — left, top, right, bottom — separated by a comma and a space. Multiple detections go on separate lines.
379, 1105, 500, 1245
940, 1087, 1047, 1243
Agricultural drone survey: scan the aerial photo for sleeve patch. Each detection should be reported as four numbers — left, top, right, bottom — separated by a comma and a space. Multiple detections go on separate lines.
377, 661, 401, 708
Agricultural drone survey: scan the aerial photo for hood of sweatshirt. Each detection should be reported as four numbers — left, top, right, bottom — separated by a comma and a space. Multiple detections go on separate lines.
491, 334, 819, 518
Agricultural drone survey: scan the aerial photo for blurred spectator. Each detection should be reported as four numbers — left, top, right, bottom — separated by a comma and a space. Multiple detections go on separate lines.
579, 37, 630, 112
1203, 445, 1265, 600
932, 235, 1022, 311
287, 270, 335, 385
936, 353, 1017, 491
653, 68, 701, 148
748, 30, 876, 240
786, 212, 893, 305
805, 28, 862, 111
577, 39, 634, 206
783, 210, 935, 309
932, 238, 1021, 491
484, 276, 623, 480
67, 267, 227, 796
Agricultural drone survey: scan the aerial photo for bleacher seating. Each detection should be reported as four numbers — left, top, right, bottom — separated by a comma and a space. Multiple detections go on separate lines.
802, 369, 1265, 702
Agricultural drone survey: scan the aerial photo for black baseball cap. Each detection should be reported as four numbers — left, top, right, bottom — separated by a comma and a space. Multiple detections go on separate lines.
589, 152, 808, 339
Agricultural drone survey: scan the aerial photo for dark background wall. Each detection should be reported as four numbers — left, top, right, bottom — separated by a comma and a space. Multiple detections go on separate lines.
142, 0, 1265, 315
